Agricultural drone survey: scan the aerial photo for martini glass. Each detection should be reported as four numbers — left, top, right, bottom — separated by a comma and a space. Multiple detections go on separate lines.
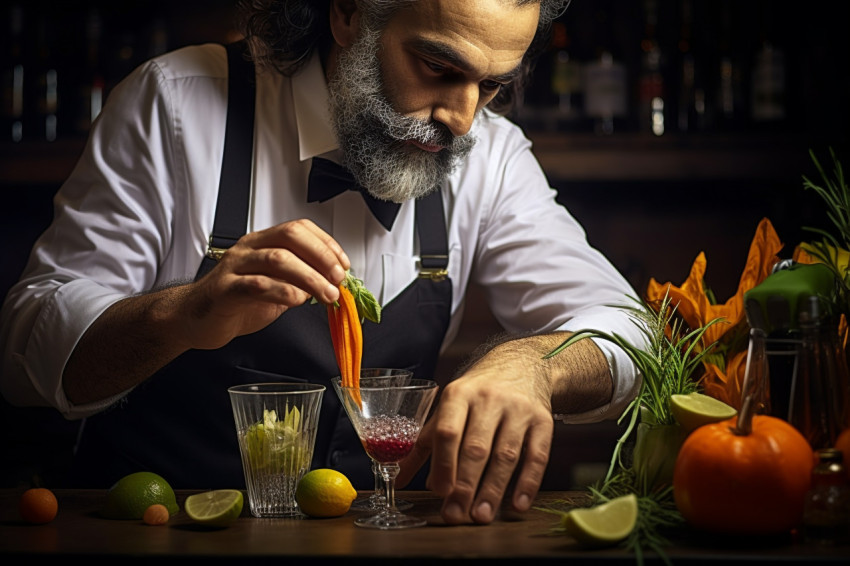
333, 376, 438, 529
333, 369, 414, 512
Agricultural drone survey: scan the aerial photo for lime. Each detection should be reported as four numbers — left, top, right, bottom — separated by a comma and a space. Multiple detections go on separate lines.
671, 392, 737, 433
561, 493, 638, 547
185, 489, 244, 528
295, 469, 357, 518
102, 471, 179, 520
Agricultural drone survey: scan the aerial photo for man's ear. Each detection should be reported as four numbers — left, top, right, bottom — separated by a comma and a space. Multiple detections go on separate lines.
329, 0, 361, 48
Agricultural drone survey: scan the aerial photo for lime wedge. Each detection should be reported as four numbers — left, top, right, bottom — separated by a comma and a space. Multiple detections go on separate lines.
561, 493, 638, 547
184, 489, 244, 528
671, 392, 737, 433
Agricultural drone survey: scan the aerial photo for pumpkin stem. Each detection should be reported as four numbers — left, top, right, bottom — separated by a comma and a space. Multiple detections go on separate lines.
732, 327, 769, 436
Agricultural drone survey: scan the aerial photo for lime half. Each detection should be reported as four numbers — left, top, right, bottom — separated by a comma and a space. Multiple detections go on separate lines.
561, 493, 638, 547
670, 392, 737, 433
185, 489, 244, 528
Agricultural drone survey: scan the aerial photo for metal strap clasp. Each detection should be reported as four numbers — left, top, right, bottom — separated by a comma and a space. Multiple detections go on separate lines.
206, 236, 228, 261
418, 254, 449, 281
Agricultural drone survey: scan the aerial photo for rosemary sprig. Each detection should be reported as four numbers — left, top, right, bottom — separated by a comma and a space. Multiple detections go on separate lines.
800, 148, 850, 318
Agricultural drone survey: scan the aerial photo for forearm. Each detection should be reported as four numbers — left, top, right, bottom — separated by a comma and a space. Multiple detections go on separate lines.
63, 284, 194, 405
467, 331, 612, 415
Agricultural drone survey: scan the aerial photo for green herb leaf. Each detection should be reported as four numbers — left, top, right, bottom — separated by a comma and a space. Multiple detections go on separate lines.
344, 271, 382, 324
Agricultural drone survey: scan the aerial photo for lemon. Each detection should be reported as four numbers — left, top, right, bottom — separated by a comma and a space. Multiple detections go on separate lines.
561, 493, 638, 547
184, 489, 244, 528
670, 392, 737, 433
295, 468, 357, 518
101, 471, 180, 520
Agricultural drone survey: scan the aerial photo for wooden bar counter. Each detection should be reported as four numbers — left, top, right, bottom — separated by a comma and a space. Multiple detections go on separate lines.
1, 489, 847, 564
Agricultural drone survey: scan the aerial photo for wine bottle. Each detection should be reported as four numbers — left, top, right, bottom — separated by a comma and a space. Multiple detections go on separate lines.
74, 8, 105, 136
584, 51, 627, 136
33, 15, 59, 142
3, 3, 25, 142
637, 0, 665, 136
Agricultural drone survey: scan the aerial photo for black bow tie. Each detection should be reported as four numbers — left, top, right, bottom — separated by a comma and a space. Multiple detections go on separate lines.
307, 157, 401, 231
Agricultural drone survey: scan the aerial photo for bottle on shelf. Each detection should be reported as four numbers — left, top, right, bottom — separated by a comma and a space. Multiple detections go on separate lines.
549, 21, 583, 128
675, 0, 706, 133
3, 3, 26, 142
74, 8, 105, 137
636, 0, 665, 136
714, 0, 745, 131
750, 6, 786, 126
32, 15, 59, 142
750, 40, 786, 124
584, 50, 627, 136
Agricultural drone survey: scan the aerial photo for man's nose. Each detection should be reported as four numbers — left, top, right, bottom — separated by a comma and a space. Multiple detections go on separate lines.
432, 83, 480, 138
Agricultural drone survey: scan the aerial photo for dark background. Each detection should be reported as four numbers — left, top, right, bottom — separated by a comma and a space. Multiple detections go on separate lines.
2, 0, 849, 489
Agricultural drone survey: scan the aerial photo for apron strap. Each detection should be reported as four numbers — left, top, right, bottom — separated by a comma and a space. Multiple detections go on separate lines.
416, 190, 449, 281
202, 41, 256, 271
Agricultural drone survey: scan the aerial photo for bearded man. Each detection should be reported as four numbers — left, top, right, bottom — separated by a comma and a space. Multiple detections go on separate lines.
0, 0, 644, 525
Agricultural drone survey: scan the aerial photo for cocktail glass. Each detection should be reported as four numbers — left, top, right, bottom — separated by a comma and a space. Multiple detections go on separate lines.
228, 382, 325, 518
333, 376, 438, 529
335, 369, 415, 512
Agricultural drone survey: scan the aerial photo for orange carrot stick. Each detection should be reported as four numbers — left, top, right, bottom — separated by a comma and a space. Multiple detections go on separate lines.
328, 283, 363, 407
338, 285, 362, 406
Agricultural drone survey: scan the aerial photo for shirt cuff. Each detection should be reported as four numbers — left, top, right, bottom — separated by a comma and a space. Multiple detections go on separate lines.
26, 279, 130, 419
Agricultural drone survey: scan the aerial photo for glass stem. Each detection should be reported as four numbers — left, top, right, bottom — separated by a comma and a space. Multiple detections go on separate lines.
372, 459, 384, 497
380, 463, 400, 513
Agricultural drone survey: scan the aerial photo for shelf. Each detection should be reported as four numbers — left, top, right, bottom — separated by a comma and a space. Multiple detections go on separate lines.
1, 133, 829, 188
527, 131, 820, 183
0, 139, 86, 187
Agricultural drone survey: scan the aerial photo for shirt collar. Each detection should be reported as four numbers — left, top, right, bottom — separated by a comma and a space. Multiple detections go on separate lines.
292, 51, 339, 162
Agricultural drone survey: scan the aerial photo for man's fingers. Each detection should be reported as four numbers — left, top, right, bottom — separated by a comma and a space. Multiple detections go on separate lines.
510, 418, 553, 512
426, 393, 469, 497
467, 418, 525, 524
249, 219, 349, 280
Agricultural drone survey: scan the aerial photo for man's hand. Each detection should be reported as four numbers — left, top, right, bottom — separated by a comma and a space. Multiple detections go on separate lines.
64, 219, 349, 405
179, 219, 350, 351
396, 332, 613, 525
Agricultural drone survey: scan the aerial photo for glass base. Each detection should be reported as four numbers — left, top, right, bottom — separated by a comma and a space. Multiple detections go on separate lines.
354, 510, 427, 529
351, 493, 413, 511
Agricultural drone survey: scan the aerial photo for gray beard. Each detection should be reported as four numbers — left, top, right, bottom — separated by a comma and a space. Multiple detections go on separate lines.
327, 27, 476, 203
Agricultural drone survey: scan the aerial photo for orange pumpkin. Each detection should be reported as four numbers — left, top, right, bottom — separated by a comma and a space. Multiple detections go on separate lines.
673, 415, 814, 535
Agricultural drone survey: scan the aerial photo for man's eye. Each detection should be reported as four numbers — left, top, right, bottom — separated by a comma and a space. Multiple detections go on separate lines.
480, 80, 503, 93
424, 60, 446, 73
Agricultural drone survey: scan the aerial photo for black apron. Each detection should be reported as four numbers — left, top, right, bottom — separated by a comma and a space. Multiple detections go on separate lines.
68, 43, 453, 490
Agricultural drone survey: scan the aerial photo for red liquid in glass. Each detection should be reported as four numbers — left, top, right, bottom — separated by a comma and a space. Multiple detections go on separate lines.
360, 415, 420, 463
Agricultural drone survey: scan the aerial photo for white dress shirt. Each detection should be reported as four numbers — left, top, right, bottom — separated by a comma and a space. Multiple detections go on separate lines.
0, 44, 643, 423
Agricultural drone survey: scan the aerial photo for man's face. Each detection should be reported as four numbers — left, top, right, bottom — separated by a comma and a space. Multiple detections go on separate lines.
327, 0, 539, 203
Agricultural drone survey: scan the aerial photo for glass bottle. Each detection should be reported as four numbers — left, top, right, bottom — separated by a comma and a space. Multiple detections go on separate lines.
549, 22, 582, 127
584, 51, 627, 136
3, 3, 25, 142
792, 296, 850, 450
803, 448, 850, 545
637, 0, 665, 136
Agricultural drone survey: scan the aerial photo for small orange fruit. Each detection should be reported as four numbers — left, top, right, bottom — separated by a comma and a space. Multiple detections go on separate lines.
19, 488, 58, 524
143, 503, 170, 525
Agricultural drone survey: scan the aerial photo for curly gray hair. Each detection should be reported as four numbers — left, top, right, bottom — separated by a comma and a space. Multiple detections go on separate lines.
236, 0, 571, 115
